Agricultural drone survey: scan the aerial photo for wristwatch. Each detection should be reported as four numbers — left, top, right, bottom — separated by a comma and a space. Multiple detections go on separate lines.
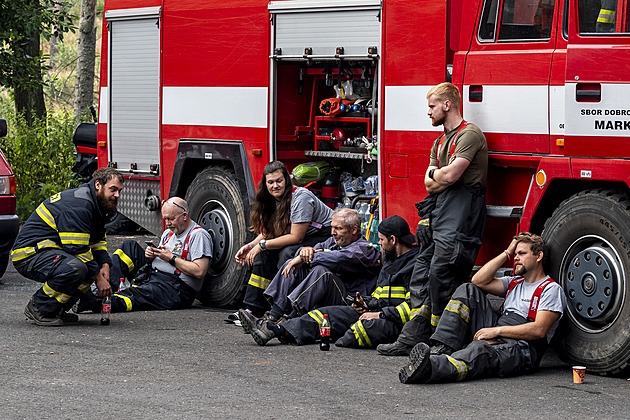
169, 255, 177, 266
428, 168, 436, 180
259, 239, 267, 251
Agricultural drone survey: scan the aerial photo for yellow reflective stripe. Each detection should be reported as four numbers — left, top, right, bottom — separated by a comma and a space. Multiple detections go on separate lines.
114, 293, 133, 311
371, 286, 407, 300
351, 320, 372, 347
431, 313, 441, 327
598, 9, 616, 23
410, 305, 431, 321
76, 250, 94, 263
37, 240, 60, 250
43, 282, 71, 304
11, 246, 36, 261
36, 204, 57, 230
418, 217, 430, 226
307, 309, 324, 324
446, 355, 468, 381
396, 301, 413, 323
114, 249, 135, 272
444, 299, 470, 323
248, 274, 271, 290
59, 232, 90, 245
78, 282, 91, 293
91, 240, 108, 252
371, 286, 384, 298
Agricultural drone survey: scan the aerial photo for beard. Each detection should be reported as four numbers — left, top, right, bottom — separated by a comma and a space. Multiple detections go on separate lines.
431, 115, 445, 127
97, 191, 118, 213
514, 264, 527, 276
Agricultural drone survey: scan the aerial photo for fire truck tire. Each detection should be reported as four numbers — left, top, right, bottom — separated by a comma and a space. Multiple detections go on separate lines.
186, 166, 249, 307
543, 189, 630, 375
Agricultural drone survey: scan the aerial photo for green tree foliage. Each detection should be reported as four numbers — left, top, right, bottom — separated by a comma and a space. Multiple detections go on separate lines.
0, 0, 75, 122
0, 97, 79, 221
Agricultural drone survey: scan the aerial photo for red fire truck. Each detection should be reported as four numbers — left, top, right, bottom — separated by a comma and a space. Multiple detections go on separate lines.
96, 0, 630, 374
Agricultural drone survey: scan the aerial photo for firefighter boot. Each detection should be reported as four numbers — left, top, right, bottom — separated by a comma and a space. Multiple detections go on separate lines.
399, 342, 432, 384
24, 298, 64, 327
377, 341, 413, 356
238, 309, 276, 346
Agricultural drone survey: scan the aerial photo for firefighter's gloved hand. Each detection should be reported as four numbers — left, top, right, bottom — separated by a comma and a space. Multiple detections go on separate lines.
416, 217, 432, 247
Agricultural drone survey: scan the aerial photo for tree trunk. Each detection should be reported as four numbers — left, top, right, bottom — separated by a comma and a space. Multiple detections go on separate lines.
74, 0, 98, 122
14, 33, 46, 126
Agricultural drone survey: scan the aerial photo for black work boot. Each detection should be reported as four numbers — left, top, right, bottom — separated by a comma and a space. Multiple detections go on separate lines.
376, 341, 413, 356
399, 342, 432, 384
430, 342, 454, 356
238, 309, 277, 346
24, 299, 64, 327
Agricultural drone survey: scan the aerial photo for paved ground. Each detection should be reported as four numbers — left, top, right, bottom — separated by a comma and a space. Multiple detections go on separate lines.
1, 234, 629, 419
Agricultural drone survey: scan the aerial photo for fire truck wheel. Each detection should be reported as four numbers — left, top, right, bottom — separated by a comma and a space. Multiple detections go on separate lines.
186, 166, 249, 307
543, 189, 630, 375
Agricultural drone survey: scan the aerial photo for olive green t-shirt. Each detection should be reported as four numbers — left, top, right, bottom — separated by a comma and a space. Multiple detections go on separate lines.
429, 122, 488, 188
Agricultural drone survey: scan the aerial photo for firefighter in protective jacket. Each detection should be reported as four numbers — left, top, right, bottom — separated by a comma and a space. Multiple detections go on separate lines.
11, 168, 124, 326
238, 215, 418, 348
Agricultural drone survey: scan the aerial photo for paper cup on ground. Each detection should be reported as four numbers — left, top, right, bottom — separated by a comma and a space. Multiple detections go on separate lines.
572, 366, 586, 384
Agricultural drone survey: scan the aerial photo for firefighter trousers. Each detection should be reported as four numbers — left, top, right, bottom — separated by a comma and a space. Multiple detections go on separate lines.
399, 182, 486, 347
281, 305, 401, 347
14, 249, 91, 317
243, 230, 330, 315
423, 283, 539, 382
110, 240, 196, 312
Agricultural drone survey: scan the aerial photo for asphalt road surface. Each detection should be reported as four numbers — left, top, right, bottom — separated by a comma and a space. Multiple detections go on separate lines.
1, 234, 629, 419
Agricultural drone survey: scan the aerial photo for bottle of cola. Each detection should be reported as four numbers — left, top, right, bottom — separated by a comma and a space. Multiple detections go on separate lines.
319, 314, 331, 351
101, 295, 111, 326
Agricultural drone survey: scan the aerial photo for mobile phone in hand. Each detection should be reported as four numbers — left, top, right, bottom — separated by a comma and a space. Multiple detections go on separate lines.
145, 240, 158, 248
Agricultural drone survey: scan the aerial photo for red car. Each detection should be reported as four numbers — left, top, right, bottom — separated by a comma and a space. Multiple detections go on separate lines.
0, 118, 19, 278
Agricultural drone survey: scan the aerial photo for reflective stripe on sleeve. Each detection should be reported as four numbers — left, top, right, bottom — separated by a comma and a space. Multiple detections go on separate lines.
59, 232, 90, 246
91, 240, 108, 252
76, 250, 94, 263
396, 301, 413, 323
371, 286, 407, 300
36, 204, 57, 230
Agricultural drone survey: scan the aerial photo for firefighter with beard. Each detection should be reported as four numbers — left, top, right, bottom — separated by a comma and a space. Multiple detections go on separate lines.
11, 168, 124, 326
238, 215, 419, 348
399, 233, 566, 384
378, 82, 488, 356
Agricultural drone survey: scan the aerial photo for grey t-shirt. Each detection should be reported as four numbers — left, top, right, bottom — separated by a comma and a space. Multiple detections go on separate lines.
152, 221, 213, 292
291, 187, 333, 237
500, 275, 567, 343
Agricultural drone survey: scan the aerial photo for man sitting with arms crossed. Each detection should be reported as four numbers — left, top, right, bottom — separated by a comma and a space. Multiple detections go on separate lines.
400, 232, 566, 384
240, 215, 418, 347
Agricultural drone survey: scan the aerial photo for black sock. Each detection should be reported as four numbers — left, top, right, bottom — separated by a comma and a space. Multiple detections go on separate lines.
267, 323, 285, 337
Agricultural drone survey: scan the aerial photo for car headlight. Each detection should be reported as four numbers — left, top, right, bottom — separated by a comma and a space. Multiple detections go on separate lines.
0, 175, 16, 195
